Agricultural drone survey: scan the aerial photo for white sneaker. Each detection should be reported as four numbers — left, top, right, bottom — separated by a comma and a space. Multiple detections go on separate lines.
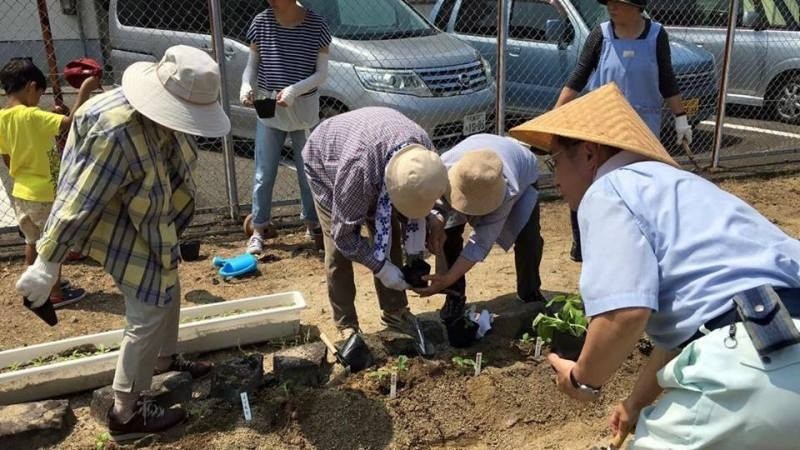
246, 234, 265, 254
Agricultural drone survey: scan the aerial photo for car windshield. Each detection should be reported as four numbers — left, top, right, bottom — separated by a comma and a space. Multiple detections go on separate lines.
301, 0, 437, 40
571, 0, 610, 29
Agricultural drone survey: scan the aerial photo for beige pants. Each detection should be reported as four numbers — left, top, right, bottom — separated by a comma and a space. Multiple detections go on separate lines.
112, 284, 180, 392
316, 202, 407, 330
14, 198, 53, 244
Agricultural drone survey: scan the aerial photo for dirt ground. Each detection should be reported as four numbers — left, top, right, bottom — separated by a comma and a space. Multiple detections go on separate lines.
1, 174, 800, 449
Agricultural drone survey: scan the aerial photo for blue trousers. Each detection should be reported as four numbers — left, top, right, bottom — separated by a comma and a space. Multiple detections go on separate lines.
251, 120, 318, 229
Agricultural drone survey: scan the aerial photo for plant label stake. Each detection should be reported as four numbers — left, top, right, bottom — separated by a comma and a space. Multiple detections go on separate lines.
475, 352, 482, 376
535, 337, 543, 358
240, 392, 252, 422
390, 372, 398, 399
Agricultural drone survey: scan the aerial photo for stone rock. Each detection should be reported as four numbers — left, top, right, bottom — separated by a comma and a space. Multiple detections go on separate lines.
0, 399, 74, 448
90, 371, 192, 424
209, 354, 264, 403
490, 301, 546, 339
273, 342, 328, 387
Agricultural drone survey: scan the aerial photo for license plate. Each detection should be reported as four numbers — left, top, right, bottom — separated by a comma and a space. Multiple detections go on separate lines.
682, 98, 700, 118
463, 112, 486, 136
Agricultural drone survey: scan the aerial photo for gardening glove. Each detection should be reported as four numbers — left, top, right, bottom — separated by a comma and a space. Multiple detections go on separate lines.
675, 114, 693, 146
375, 261, 411, 291
16, 256, 60, 308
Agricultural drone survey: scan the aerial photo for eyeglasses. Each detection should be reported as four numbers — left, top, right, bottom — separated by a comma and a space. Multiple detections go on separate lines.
544, 149, 564, 173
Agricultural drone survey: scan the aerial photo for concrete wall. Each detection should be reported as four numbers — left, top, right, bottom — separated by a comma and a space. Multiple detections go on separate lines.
0, 0, 103, 77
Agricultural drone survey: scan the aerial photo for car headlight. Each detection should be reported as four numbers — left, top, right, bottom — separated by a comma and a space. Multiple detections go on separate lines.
481, 56, 493, 81
354, 67, 432, 97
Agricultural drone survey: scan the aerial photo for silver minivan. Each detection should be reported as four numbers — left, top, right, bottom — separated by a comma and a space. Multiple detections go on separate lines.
650, 0, 800, 124
107, 0, 496, 148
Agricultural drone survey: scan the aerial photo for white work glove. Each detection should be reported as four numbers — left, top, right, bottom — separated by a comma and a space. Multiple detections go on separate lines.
16, 256, 60, 308
375, 261, 411, 291
675, 114, 693, 146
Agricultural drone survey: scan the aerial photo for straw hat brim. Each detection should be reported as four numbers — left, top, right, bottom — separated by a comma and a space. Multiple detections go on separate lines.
447, 168, 506, 217
385, 144, 449, 219
508, 83, 678, 168
122, 62, 231, 138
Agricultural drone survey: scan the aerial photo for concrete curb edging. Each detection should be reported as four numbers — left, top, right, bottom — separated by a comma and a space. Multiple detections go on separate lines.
0, 291, 306, 405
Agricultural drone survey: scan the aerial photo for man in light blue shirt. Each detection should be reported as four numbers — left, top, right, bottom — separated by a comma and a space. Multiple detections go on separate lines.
510, 83, 800, 449
414, 134, 545, 323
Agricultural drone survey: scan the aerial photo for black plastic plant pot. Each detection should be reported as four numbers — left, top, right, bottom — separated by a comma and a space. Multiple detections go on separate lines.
401, 259, 431, 289
446, 315, 479, 348
180, 240, 201, 262
551, 330, 585, 361
23, 297, 58, 326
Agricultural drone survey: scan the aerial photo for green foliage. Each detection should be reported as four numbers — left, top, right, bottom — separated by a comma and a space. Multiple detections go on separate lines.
519, 333, 535, 345
451, 355, 487, 373
94, 431, 111, 450
368, 355, 410, 381
532, 294, 588, 342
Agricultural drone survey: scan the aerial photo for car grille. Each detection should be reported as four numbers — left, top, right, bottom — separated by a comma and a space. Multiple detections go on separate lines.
432, 113, 496, 150
676, 70, 717, 91
416, 60, 490, 97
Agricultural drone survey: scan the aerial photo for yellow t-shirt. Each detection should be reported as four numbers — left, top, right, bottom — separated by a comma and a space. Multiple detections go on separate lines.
0, 105, 63, 202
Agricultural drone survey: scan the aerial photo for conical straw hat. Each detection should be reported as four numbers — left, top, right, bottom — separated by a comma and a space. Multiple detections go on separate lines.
509, 82, 678, 167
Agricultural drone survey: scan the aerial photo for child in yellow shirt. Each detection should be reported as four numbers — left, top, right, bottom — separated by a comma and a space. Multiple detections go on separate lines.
0, 57, 99, 307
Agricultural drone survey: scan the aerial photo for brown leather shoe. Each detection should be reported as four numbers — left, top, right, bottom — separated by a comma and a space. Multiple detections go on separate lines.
108, 397, 186, 442
154, 355, 213, 379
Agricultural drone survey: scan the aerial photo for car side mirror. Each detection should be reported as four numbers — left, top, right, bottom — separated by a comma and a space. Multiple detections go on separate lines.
545, 18, 573, 49
742, 10, 765, 30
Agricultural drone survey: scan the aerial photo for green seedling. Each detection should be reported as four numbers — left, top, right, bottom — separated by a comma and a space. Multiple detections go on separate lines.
519, 333, 535, 345
94, 431, 111, 450
532, 293, 588, 342
452, 355, 487, 373
368, 355, 410, 381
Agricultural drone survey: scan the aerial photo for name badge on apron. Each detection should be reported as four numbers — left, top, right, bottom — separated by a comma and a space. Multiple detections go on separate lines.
623, 50, 636, 58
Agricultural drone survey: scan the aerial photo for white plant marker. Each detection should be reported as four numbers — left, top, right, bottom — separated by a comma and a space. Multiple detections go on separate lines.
240, 392, 252, 422
390, 371, 398, 399
535, 337, 543, 357
475, 352, 483, 376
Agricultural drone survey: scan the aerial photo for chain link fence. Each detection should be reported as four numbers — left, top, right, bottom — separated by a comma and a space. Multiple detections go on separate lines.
0, 0, 798, 239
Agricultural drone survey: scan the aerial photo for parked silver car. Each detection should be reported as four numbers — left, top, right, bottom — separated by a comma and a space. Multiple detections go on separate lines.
650, 0, 800, 124
106, 0, 496, 148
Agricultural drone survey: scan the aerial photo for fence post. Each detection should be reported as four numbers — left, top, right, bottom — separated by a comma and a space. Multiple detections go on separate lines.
710, 0, 739, 169
209, 0, 240, 220
495, 0, 509, 135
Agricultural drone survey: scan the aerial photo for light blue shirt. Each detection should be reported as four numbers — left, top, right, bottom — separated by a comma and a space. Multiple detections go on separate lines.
439, 134, 539, 262
579, 152, 800, 349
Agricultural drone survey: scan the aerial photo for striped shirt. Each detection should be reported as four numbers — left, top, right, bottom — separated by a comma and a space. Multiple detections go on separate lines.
302, 107, 433, 272
246, 8, 331, 95
37, 88, 197, 306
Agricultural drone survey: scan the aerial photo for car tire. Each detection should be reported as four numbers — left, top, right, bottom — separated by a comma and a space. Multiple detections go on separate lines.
772, 73, 800, 125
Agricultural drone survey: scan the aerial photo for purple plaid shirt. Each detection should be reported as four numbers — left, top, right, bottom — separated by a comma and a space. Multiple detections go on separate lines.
302, 107, 433, 272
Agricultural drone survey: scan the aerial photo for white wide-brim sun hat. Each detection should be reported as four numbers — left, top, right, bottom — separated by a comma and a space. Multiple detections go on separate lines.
122, 45, 230, 138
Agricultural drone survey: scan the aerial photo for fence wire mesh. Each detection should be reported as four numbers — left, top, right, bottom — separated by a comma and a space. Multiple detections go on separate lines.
0, 0, 798, 239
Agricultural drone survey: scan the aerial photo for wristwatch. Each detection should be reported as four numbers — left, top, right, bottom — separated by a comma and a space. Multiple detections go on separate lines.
570, 368, 602, 396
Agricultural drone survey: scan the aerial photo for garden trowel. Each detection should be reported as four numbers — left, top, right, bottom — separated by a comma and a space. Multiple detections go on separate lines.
320, 331, 373, 373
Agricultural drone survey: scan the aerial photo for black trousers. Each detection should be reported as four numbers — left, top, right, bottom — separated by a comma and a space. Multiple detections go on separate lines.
443, 201, 544, 303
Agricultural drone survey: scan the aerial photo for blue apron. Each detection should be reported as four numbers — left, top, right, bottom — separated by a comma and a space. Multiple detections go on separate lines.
589, 21, 663, 136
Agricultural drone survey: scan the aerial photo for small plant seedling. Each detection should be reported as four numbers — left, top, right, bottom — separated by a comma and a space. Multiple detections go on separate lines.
368, 355, 411, 381
94, 431, 111, 450
452, 355, 488, 374
519, 333, 535, 345
532, 294, 588, 342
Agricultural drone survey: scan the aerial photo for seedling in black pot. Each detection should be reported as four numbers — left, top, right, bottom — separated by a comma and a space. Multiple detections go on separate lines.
532, 294, 588, 361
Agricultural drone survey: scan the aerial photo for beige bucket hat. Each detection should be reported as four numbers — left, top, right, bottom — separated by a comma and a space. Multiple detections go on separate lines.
509, 82, 678, 167
447, 150, 506, 216
385, 144, 449, 219
122, 45, 230, 138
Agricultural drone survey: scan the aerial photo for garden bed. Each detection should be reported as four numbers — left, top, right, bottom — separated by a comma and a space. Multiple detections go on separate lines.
0, 292, 306, 404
